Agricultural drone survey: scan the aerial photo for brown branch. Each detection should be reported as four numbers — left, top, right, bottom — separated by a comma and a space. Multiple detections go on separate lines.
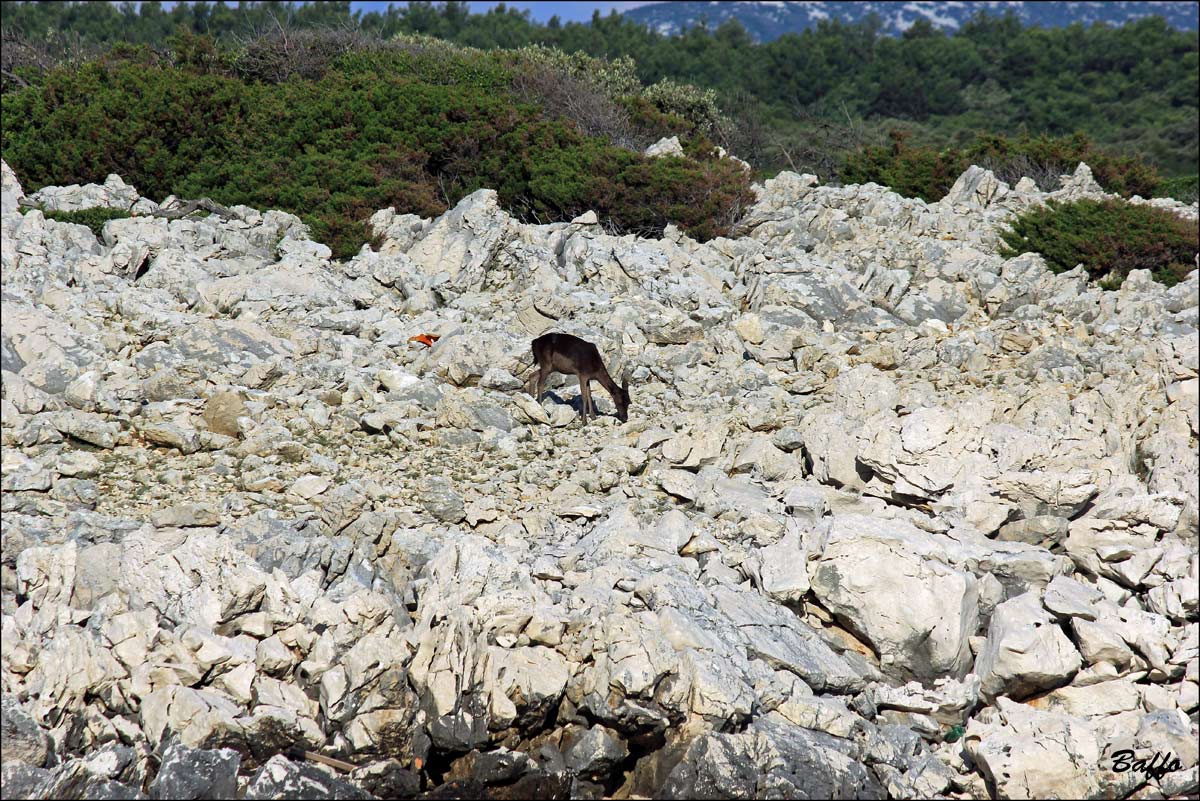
286, 747, 357, 773
767, 131, 799, 173
18, 195, 239, 222
151, 197, 239, 221
1, 68, 30, 88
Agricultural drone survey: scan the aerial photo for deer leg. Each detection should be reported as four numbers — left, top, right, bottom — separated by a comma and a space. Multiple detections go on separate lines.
579, 376, 591, 426
535, 365, 550, 402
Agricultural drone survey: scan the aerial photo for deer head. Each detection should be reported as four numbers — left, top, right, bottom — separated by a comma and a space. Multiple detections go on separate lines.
614, 369, 631, 423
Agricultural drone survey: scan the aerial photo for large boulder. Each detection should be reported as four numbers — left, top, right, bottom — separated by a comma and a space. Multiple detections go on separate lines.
974, 591, 1082, 701
964, 699, 1102, 800
148, 741, 241, 800
808, 516, 980, 681
660, 713, 885, 800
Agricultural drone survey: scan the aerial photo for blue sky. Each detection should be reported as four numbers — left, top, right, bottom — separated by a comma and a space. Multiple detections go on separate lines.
351, 2, 656, 24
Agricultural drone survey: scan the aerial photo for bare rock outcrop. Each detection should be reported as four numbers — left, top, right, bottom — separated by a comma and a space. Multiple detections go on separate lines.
2, 157, 1196, 799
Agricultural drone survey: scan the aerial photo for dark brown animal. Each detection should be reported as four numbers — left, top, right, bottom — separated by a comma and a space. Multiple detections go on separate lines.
530, 333, 630, 425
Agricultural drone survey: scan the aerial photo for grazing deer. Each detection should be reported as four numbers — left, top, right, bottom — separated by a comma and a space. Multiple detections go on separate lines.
530, 333, 630, 425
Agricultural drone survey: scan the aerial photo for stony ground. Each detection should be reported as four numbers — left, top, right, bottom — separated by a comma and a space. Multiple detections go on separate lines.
1, 153, 1197, 800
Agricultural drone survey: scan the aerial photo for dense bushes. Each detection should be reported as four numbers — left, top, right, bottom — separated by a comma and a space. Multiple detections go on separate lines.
1156, 174, 1199, 204
840, 131, 1164, 202
839, 130, 964, 201
4, 3, 1195, 181
998, 199, 1198, 287
962, 132, 1161, 197
1, 37, 753, 258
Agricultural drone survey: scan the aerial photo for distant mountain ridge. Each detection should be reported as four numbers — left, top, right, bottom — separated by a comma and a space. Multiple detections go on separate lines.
622, 1, 1200, 41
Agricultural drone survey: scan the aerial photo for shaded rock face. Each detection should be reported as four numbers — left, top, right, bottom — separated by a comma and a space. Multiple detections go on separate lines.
244, 755, 375, 799
2, 695, 51, 767
148, 740, 241, 800
1, 158, 1197, 801
809, 518, 980, 681
660, 715, 887, 800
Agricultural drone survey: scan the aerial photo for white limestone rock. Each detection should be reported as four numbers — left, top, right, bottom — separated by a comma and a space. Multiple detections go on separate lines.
974, 591, 1082, 701
964, 698, 1103, 800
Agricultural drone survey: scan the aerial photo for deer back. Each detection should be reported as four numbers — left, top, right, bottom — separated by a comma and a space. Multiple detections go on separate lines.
533, 333, 605, 377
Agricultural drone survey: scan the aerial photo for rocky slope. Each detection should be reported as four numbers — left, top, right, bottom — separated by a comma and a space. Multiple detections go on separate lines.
1, 152, 1197, 800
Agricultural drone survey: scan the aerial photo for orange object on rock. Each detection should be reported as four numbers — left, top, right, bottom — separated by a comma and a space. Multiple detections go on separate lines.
408, 333, 440, 348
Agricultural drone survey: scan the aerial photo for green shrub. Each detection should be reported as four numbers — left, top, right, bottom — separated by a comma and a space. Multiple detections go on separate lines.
589, 151, 754, 240
643, 78, 729, 137
342, 34, 514, 88
504, 45, 728, 142
1155, 174, 1199, 204
841, 131, 1163, 202
998, 199, 1198, 287
2, 3, 1196, 181
510, 44, 641, 99
167, 28, 238, 77
2, 41, 752, 260
963, 132, 1161, 198
840, 129, 963, 201
38, 206, 133, 237
620, 96, 695, 141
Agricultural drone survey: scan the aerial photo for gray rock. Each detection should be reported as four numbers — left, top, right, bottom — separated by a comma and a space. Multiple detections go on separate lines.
137, 421, 200, 454
47, 411, 121, 449
72, 542, 124, 607
349, 760, 419, 799
29, 173, 147, 213
133, 320, 289, 374
1042, 575, 1106, 621
403, 190, 514, 301
418, 477, 466, 524
808, 515, 979, 681
28, 757, 147, 800
974, 591, 1082, 701
244, 755, 374, 800
436, 390, 514, 433
1, 763, 54, 799
4, 160, 1197, 801
565, 725, 628, 779
866, 675, 980, 727
148, 740, 241, 800
645, 136, 685, 158
150, 503, 221, 528
2, 159, 25, 217
941, 165, 1009, 208
1, 696, 51, 767
996, 515, 1069, 548
964, 698, 1101, 800
203, 391, 248, 438
660, 713, 884, 799
710, 584, 869, 694
445, 748, 531, 786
